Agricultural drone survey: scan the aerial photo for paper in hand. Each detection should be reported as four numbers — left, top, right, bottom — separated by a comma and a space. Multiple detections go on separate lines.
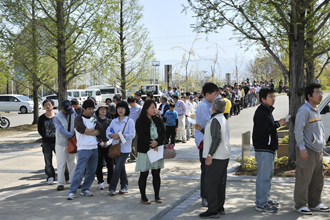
187, 117, 196, 125
118, 131, 126, 144
147, 145, 164, 163
285, 114, 291, 122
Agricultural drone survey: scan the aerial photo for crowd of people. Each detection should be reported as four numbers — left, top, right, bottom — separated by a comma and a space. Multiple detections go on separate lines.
37, 80, 328, 218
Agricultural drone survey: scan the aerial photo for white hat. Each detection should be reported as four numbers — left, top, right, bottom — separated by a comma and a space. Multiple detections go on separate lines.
95, 102, 109, 111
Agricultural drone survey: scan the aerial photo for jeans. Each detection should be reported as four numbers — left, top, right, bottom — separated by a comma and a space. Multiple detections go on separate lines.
251, 94, 256, 107
69, 149, 98, 194
109, 153, 129, 192
244, 96, 249, 108
255, 151, 275, 207
199, 147, 206, 199
42, 143, 69, 181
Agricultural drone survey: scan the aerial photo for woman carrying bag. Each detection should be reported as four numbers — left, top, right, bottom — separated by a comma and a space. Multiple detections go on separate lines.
135, 100, 166, 205
106, 101, 135, 196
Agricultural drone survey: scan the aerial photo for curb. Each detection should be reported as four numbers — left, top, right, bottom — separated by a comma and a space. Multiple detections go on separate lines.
150, 184, 200, 220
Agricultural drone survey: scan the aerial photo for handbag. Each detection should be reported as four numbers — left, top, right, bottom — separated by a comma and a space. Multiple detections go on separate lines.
163, 139, 176, 159
108, 121, 128, 158
67, 114, 77, 154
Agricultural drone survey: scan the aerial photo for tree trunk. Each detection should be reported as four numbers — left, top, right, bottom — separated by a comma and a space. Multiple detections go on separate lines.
288, 2, 306, 162
305, 4, 315, 84
31, 0, 39, 124
57, 0, 67, 108
32, 83, 40, 124
119, 0, 126, 99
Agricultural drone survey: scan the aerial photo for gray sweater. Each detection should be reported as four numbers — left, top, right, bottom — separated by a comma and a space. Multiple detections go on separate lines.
294, 102, 325, 153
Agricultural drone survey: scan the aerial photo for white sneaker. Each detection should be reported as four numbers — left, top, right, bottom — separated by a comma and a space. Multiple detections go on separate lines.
296, 207, 312, 215
67, 193, 76, 200
47, 177, 54, 185
80, 190, 93, 197
98, 182, 105, 190
310, 204, 329, 212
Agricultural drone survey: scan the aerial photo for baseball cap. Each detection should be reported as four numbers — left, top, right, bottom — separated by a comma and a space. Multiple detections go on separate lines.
61, 100, 74, 115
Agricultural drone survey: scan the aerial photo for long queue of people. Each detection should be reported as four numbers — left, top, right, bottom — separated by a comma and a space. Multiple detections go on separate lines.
37, 81, 328, 218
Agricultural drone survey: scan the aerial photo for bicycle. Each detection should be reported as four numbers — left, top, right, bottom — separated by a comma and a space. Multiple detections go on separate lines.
0, 113, 10, 129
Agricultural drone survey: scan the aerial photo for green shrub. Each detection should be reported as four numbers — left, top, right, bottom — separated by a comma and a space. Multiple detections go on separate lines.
241, 156, 257, 172
277, 125, 289, 131
280, 135, 289, 144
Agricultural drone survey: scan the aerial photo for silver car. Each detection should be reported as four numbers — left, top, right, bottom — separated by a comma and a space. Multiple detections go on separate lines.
0, 94, 34, 114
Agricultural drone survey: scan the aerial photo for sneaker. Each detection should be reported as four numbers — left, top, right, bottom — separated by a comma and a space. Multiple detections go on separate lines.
255, 204, 278, 213
127, 159, 136, 163
80, 190, 93, 197
182, 140, 187, 143
202, 198, 208, 207
47, 177, 54, 185
57, 185, 64, 191
98, 182, 105, 190
175, 140, 182, 143
268, 200, 280, 206
310, 204, 329, 212
296, 206, 312, 215
67, 193, 76, 200
199, 211, 220, 218
119, 188, 129, 194
109, 190, 116, 196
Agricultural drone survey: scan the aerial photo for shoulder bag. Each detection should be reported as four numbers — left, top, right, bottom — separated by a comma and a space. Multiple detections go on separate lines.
68, 114, 77, 154
108, 121, 128, 158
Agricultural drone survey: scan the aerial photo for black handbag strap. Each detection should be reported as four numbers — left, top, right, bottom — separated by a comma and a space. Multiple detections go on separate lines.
68, 114, 71, 132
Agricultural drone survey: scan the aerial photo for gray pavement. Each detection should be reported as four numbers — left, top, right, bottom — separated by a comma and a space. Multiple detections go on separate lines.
1, 95, 330, 219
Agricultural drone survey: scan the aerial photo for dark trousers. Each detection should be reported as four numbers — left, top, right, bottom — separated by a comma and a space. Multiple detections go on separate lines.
96, 145, 113, 184
205, 158, 229, 213
42, 143, 69, 181
199, 147, 206, 199
166, 126, 176, 145
234, 101, 240, 115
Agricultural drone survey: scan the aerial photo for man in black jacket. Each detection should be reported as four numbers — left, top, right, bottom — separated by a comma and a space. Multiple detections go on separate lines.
253, 86, 287, 213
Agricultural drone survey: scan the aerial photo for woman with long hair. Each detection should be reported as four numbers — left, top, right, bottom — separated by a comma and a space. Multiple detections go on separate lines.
106, 101, 135, 196
135, 100, 166, 204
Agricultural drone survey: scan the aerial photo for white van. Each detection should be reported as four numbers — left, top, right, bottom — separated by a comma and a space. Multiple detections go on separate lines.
84, 89, 102, 103
67, 89, 87, 102
319, 94, 330, 142
86, 85, 121, 105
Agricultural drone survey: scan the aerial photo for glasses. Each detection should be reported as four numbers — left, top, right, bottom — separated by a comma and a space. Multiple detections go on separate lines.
314, 92, 323, 95
268, 96, 276, 100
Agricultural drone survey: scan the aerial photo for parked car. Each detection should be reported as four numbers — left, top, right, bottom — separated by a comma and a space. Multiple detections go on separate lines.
0, 94, 35, 114
319, 94, 330, 142
40, 94, 74, 109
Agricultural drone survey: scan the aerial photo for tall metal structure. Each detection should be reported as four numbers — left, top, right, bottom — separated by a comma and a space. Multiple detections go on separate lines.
164, 65, 172, 89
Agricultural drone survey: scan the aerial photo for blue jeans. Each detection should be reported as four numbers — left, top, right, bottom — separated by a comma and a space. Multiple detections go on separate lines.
109, 153, 129, 192
69, 149, 98, 194
255, 151, 275, 207
251, 94, 256, 107
244, 96, 249, 108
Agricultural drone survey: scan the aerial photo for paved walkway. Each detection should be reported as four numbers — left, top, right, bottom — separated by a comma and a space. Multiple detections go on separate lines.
0, 132, 330, 219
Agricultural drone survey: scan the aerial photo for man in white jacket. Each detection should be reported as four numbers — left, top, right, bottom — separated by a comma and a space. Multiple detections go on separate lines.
67, 99, 103, 200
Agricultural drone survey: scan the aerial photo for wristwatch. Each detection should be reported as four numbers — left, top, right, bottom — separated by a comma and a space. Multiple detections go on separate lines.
207, 154, 212, 157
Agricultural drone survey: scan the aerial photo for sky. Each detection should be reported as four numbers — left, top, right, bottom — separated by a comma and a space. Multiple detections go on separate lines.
141, 0, 259, 81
